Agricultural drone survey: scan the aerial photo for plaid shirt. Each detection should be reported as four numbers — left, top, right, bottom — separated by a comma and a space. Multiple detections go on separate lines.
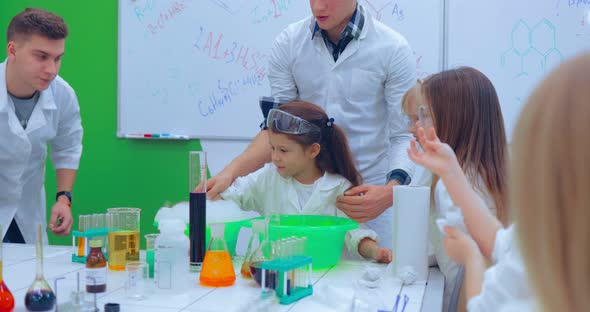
311, 5, 365, 62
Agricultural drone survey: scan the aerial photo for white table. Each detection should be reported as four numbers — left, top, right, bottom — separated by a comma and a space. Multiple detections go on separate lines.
2, 244, 442, 311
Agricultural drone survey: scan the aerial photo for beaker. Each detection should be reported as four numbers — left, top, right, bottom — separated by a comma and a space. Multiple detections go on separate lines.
144, 234, 159, 278
199, 223, 236, 287
125, 262, 149, 300
0, 225, 14, 312
107, 208, 141, 271
241, 218, 269, 278
24, 224, 56, 311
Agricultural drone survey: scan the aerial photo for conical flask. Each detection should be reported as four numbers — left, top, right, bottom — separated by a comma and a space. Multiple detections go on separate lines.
241, 218, 269, 278
24, 224, 56, 311
0, 225, 15, 312
247, 219, 276, 289
199, 223, 236, 287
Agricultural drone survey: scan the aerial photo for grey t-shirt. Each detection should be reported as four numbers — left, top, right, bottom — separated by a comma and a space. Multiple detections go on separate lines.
10, 91, 40, 129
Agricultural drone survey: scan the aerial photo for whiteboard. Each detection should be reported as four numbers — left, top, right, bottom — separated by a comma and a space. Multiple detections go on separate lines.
447, 1, 590, 138
117, 0, 443, 139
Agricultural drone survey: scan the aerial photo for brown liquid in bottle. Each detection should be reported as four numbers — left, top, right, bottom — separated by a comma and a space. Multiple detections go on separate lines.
86, 240, 107, 293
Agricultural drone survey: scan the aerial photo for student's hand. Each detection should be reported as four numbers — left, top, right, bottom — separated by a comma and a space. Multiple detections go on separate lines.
336, 184, 393, 223
407, 125, 461, 179
442, 226, 479, 265
195, 171, 234, 200
374, 247, 392, 264
49, 200, 73, 235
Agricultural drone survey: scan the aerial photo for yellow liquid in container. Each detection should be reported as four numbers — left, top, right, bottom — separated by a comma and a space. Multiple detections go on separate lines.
108, 231, 140, 270
199, 251, 236, 287
77, 237, 86, 257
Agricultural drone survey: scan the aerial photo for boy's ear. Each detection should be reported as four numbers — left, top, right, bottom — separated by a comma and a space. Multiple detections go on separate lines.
308, 143, 321, 158
7, 42, 17, 59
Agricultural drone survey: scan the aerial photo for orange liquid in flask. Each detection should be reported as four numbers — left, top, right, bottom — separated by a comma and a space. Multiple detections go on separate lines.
199, 251, 236, 287
240, 262, 252, 278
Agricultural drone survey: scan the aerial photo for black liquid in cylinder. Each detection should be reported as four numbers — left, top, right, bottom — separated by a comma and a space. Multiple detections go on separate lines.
190, 192, 206, 268
24, 288, 56, 311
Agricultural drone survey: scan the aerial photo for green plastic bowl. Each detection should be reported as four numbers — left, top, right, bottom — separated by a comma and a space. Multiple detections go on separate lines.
263, 215, 359, 269
153, 219, 252, 257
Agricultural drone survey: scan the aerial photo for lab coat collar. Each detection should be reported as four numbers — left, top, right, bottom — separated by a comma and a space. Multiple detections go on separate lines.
311, 7, 373, 65
0, 60, 58, 134
318, 171, 347, 191
308, 5, 370, 41
279, 169, 344, 192
25, 87, 57, 133
0, 61, 10, 113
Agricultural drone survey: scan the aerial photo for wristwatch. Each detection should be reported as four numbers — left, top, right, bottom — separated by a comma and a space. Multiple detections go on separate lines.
56, 191, 72, 204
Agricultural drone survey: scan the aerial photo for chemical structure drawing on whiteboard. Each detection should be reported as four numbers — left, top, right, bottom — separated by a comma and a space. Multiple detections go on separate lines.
500, 18, 563, 103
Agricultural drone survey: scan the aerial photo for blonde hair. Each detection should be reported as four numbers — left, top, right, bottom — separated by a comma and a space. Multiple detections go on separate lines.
512, 53, 590, 312
401, 82, 423, 114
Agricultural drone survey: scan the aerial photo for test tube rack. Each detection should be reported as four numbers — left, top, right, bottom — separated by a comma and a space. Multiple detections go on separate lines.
259, 237, 312, 305
71, 228, 109, 263
260, 255, 313, 305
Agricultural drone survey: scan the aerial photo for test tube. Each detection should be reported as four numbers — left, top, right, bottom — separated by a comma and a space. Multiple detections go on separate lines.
77, 215, 88, 257
94, 214, 106, 250
294, 237, 302, 289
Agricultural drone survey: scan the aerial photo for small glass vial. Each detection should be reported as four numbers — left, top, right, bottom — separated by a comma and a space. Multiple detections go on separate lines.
86, 239, 107, 293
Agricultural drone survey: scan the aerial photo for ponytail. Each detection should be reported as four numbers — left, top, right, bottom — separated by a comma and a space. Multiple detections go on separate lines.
317, 123, 362, 186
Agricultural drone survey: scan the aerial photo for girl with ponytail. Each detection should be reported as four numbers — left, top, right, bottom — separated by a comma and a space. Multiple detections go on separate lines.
220, 101, 391, 263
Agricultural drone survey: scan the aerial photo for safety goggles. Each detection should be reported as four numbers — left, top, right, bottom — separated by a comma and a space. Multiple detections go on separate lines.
266, 109, 321, 135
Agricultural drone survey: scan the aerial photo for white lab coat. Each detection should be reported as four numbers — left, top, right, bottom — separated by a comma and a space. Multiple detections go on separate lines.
497, 299, 539, 312
221, 163, 379, 258
467, 226, 532, 312
268, 6, 417, 248
0, 60, 83, 243
431, 178, 497, 312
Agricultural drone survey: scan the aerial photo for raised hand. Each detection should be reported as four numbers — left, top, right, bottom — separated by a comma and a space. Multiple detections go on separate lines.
407, 125, 460, 179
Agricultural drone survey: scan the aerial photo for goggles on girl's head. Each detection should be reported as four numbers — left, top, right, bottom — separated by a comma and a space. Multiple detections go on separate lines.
266, 108, 321, 135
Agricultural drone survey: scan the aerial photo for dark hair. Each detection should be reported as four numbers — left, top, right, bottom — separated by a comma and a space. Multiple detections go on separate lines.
269, 101, 362, 187
7, 8, 68, 42
422, 67, 509, 224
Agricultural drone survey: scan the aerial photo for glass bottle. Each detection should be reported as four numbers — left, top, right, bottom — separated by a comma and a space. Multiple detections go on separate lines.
199, 223, 236, 287
0, 225, 15, 312
241, 218, 269, 278
24, 224, 56, 311
86, 239, 107, 293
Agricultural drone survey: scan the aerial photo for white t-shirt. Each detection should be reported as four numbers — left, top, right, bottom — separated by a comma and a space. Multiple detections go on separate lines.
293, 179, 317, 211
